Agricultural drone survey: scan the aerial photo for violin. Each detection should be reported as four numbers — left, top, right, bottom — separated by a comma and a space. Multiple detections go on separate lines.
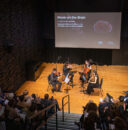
83, 65, 90, 79
54, 72, 61, 76
84, 66, 90, 74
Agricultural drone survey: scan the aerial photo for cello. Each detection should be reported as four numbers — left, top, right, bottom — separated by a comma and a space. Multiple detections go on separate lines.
83, 65, 90, 80
79, 64, 90, 85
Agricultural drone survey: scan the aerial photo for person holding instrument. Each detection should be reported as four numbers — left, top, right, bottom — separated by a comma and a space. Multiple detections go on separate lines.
84, 71, 99, 94
63, 62, 74, 87
79, 60, 91, 87
49, 68, 62, 93
84, 60, 92, 79
79, 64, 89, 89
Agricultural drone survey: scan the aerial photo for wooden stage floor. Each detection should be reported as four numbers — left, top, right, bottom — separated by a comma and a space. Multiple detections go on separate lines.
16, 63, 128, 114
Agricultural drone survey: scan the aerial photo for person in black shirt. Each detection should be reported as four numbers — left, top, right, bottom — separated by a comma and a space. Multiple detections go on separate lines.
85, 71, 99, 94
63, 62, 72, 76
49, 68, 62, 93
63, 62, 74, 87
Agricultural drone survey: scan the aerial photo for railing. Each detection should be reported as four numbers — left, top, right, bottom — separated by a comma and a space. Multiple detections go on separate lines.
62, 95, 70, 122
29, 103, 58, 130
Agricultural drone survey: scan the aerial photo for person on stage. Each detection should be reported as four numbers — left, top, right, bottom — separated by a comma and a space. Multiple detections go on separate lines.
84, 60, 92, 80
84, 70, 99, 94
85, 60, 92, 70
49, 68, 62, 93
79, 60, 92, 86
63, 62, 74, 87
63, 62, 72, 77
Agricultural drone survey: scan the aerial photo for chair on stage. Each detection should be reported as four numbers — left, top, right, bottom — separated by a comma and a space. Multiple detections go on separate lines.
93, 78, 103, 96
47, 75, 53, 92
98, 78, 103, 96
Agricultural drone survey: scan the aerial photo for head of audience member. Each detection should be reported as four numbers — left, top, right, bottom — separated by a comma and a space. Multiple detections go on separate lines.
103, 93, 113, 103
118, 96, 124, 103
86, 102, 98, 113
8, 99, 16, 108
109, 103, 123, 118
50, 96, 54, 101
99, 98, 104, 103
83, 100, 93, 112
44, 94, 49, 100
84, 111, 99, 130
19, 95, 25, 102
8, 93, 14, 100
23, 90, 29, 96
114, 116, 127, 130
31, 94, 36, 100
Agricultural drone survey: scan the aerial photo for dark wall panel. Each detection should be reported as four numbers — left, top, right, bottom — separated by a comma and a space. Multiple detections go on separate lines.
0, 0, 43, 91
112, 11, 128, 65
43, 48, 112, 65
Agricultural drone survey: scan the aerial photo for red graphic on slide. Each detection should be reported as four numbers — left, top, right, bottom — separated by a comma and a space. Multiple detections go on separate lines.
94, 20, 112, 33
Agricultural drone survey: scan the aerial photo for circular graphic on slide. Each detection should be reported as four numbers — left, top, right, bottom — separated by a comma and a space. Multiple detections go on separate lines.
93, 20, 112, 33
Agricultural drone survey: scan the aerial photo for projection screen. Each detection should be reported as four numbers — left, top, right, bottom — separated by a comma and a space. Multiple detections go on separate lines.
55, 12, 121, 49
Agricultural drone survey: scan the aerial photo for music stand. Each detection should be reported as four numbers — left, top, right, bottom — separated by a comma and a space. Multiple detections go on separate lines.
79, 72, 87, 93
64, 74, 71, 93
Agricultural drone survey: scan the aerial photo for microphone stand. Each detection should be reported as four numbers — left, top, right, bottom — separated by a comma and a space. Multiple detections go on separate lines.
56, 56, 61, 71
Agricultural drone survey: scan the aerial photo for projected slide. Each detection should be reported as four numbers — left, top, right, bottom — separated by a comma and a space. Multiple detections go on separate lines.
55, 12, 121, 49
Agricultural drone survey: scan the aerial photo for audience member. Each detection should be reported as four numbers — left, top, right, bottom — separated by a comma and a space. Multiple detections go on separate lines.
0, 88, 60, 130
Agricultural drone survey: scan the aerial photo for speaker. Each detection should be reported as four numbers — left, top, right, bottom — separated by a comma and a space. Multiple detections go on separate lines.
26, 61, 42, 81
3, 40, 14, 53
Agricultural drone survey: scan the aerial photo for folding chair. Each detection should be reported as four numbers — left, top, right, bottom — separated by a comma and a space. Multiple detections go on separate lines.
47, 75, 53, 92
98, 78, 103, 96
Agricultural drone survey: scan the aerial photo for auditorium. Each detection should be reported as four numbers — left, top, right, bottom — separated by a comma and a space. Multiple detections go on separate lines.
0, 0, 128, 129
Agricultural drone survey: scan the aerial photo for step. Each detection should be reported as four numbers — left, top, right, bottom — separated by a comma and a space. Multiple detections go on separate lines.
46, 123, 77, 129
48, 119, 79, 124
40, 126, 79, 130
49, 117, 80, 122
39, 111, 81, 130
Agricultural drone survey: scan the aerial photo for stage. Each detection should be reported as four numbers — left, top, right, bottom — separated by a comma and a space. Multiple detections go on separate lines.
16, 63, 128, 114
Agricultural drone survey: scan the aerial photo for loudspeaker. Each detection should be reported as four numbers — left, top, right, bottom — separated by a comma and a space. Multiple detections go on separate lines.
26, 61, 42, 81
3, 40, 14, 53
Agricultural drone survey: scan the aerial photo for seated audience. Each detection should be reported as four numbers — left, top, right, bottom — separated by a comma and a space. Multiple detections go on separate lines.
75, 93, 128, 130
0, 88, 60, 130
